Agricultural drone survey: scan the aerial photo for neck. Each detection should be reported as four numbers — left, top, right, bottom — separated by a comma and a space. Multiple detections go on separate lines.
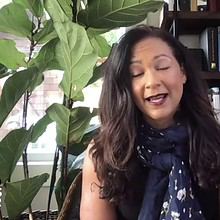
143, 117, 175, 130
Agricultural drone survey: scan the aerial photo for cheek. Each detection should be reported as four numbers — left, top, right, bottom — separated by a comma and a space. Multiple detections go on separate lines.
167, 73, 185, 100
172, 80, 184, 102
170, 70, 186, 89
131, 83, 144, 109
131, 81, 142, 100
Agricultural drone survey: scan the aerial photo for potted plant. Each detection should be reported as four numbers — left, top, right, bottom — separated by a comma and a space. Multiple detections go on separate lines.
0, 0, 164, 219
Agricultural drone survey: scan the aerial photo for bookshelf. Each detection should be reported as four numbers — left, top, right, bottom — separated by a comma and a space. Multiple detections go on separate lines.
161, 11, 220, 35
160, 7, 220, 86
202, 72, 220, 87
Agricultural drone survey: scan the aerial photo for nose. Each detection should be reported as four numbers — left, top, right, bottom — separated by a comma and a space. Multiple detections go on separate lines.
144, 70, 161, 89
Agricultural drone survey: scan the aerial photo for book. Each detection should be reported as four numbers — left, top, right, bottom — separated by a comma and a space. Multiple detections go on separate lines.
191, 0, 198, 11
218, 26, 220, 71
208, 0, 220, 12
200, 27, 218, 71
197, 0, 208, 11
167, 0, 175, 11
188, 48, 205, 70
178, 0, 190, 11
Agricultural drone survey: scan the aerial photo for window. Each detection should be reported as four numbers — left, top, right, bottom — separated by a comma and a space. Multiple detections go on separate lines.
0, 0, 126, 161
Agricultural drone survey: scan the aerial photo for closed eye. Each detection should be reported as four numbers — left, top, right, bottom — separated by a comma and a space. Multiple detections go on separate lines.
156, 66, 170, 71
131, 72, 144, 78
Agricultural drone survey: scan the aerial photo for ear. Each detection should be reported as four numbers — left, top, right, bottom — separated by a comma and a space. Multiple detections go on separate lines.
182, 74, 187, 84
180, 66, 187, 84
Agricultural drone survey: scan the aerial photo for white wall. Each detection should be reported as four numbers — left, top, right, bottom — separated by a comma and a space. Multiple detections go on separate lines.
0, 0, 11, 8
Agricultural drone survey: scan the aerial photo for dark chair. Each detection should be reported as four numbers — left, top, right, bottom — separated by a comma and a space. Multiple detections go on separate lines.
57, 171, 82, 220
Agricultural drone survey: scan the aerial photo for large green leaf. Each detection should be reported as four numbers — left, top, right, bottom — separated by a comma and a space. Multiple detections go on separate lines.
45, 0, 69, 23
73, 90, 84, 102
78, 0, 164, 29
0, 40, 26, 69
30, 38, 62, 71
90, 34, 111, 58
47, 104, 93, 146
86, 64, 103, 86
68, 124, 100, 155
33, 19, 57, 44
87, 27, 111, 36
0, 67, 39, 127
56, 36, 98, 99
13, 0, 44, 17
31, 114, 53, 143
0, 128, 32, 183
0, 64, 10, 79
0, 3, 32, 37
45, 0, 98, 99
28, 71, 44, 92
57, 0, 73, 19
5, 173, 49, 219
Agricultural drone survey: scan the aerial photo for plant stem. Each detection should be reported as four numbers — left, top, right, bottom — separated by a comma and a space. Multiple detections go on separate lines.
60, 95, 74, 207
72, 0, 77, 22
22, 91, 33, 219
22, 91, 30, 179
0, 184, 3, 220
22, 91, 29, 128
63, 142, 68, 196
21, 13, 38, 182
0, 209, 3, 220
21, 15, 42, 220
64, 96, 73, 187
60, 148, 66, 204
46, 146, 59, 220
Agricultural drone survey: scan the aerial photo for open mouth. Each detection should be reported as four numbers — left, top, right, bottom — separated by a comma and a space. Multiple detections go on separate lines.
145, 93, 168, 104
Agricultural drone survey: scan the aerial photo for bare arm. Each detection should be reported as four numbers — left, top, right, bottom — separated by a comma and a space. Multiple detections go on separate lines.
80, 143, 117, 220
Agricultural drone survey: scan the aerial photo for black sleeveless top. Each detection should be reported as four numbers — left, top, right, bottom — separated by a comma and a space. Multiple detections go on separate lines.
116, 160, 219, 220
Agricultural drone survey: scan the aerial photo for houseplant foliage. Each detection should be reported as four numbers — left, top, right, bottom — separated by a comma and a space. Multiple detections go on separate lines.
0, 0, 163, 219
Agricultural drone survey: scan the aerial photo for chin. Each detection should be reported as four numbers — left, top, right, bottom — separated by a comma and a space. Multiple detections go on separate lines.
145, 115, 174, 129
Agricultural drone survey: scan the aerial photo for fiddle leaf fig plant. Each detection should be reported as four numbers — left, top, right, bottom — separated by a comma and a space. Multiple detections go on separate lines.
0, 128, 32, 183
0, 0, 163, 218
78, 0, 163, 29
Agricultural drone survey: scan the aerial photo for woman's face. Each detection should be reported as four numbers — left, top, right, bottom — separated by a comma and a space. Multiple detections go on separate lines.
130, 37, 186, 129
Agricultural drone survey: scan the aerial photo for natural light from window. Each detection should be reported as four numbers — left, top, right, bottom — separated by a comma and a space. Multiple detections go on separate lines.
0, 0, 125, 161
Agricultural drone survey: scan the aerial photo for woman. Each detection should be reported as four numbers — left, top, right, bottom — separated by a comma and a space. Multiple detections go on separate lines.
80, 25, 220, 220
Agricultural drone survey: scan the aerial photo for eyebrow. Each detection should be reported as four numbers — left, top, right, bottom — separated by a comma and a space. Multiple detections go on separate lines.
130, 54, 171, 64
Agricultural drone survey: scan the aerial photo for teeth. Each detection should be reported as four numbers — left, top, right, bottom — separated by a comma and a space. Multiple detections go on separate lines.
147, 94, 166, 103
150, 95, 165, 101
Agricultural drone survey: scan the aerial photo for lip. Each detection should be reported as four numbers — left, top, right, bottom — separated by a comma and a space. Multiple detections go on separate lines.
145, 93, 168, 105
145, 93, 168, 100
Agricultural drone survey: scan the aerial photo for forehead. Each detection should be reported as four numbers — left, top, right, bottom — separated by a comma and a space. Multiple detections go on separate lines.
131, 37, 174, 58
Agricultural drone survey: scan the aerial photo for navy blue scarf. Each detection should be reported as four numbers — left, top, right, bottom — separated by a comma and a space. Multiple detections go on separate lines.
136, 121, 205, 220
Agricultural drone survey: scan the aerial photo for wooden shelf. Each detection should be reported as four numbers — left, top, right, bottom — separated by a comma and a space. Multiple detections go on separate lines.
201, 72, 220, 87
160, 9, 220, 87
201, 71, 220, 80
161, 11, 220, 35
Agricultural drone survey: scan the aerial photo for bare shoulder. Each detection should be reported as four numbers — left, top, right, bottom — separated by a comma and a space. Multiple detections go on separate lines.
81, 141, 100, 194
80, 141, 117, 220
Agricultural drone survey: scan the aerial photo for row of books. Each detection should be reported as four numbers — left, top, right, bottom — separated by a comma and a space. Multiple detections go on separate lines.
208, 87, 220, 122
207, 0, 220, 12
179, 0, 206, 12
200, 27, 220, 72
167, 0, 220, 12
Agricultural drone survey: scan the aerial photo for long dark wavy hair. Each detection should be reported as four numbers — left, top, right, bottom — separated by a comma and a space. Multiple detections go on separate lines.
90, 25, 220, 202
